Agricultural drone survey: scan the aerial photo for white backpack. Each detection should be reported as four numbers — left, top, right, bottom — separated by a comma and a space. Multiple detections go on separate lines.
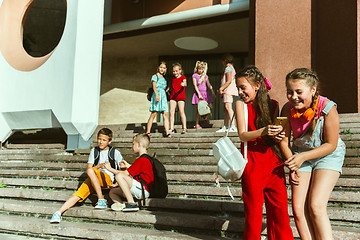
213, 101, 248, 181
197, 100, 211, 120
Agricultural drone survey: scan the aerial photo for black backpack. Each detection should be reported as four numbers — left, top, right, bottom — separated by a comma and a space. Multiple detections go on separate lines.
135, 153, 168, 204
93, 146, 119, 182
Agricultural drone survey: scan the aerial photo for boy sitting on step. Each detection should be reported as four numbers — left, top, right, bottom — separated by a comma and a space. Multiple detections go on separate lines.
105, 133, 154, 212
50, 128, 123, 223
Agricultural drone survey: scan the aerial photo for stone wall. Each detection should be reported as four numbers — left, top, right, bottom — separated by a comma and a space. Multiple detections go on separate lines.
99, 56, 159, 125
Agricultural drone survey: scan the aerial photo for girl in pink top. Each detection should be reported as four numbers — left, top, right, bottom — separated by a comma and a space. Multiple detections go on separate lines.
217, 54, 239, 132
280, 68, 345, 240
191, 61, 215, 129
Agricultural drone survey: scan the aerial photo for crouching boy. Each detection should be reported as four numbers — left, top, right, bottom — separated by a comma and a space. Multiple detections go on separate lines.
50, 128, 123, 223
105, 133, 154, 212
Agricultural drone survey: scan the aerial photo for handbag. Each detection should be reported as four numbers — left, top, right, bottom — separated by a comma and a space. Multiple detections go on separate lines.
213, 101, 248, 181
147, 75, 158, 101
198, 100, 211, 120
147, 87, 154, 101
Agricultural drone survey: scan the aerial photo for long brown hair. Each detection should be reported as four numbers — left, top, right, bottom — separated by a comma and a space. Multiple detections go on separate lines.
286, 68, 320, 137
236, 66, 273, 128
236, 65, 282, 160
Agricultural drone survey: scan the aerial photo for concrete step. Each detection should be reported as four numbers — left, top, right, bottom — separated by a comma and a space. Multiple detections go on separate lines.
0, 149, 65, 155
1, 162, 359, 181
0, 178, 242, 198
0, 213, 224, 240
5, 144, 65, 150
0, 188, 359, 229
112, 139, 360, 149
0, 169, 359, 188
1, 160, 358, 175
0, 188, 243, 215
0, 176, 358, 204
0, 198, 244, 235
0, 155, 359, 169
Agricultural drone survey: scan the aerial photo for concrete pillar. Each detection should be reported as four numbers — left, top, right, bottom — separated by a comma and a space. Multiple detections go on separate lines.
358, 1, 360, 113
313, 0, 359, 113
249, 0, 312, 108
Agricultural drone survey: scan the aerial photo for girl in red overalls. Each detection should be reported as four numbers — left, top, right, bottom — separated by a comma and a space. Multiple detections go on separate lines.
235, 66, 293, 240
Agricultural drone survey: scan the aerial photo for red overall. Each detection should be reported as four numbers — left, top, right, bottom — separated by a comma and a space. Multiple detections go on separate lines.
241, 101, 293, 240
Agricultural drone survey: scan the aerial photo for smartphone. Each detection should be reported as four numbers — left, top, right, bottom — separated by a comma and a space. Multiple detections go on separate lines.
274, 117, 288, 128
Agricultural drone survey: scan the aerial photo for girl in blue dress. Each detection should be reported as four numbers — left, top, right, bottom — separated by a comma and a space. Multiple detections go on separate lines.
146, 62, 171, 137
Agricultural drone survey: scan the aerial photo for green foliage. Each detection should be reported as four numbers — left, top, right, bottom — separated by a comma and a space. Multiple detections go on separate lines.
341, 129, 353, 135
0, 183, 7, 188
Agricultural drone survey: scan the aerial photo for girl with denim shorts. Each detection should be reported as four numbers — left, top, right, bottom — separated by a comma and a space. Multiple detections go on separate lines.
280, 68, 345, 240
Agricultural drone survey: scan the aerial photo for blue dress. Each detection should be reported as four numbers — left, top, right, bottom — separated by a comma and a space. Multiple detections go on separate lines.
150, 74, 168, 112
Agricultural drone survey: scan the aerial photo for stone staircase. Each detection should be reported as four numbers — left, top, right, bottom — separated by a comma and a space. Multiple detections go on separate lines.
0, 114, 359, 239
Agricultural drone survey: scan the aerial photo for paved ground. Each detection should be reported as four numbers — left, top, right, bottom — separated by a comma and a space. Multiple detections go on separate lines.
0, 233, 45, 240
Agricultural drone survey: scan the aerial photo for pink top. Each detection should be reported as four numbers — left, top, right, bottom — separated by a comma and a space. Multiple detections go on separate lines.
289, 96, 327, 139
192, 73, 208, 91
221, 64, 238, 96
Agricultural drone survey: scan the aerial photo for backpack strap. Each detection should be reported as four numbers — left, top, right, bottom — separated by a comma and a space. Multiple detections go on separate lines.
93, 147, 100, 166
136, 175, 147, 207
93, 146, 118, 170
108, 147, 118, 170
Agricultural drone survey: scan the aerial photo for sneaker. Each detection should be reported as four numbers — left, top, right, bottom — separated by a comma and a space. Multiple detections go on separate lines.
111, 202, 126, 211
122, 202, 139, 212
229, 125, 238, 133
50, 211, 62, 224
94, 199, 107, 209
216, 126, 228, 133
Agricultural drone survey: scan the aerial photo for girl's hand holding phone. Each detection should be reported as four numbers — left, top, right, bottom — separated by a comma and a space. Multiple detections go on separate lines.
274, 131, 285, 142
263, 125, 283, 137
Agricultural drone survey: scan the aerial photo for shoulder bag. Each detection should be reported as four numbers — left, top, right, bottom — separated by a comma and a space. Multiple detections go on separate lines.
213, 101, 248, 181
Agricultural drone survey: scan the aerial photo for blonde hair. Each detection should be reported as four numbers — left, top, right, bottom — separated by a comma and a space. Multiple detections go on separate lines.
194, 61, 208, 84
133, 133, 150, 149
172, 63, 184, 75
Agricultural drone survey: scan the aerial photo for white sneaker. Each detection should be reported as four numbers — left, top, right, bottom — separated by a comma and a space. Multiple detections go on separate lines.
111, 202, 126, 211
229, 125, 238, 133
50, 211, 62, 224
216, 126, 228, 133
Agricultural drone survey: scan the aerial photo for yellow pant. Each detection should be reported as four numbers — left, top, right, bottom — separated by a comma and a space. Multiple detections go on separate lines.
73, 167, 112, 202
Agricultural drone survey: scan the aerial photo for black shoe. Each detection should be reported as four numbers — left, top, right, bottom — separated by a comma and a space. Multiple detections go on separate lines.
122, 203, 139, 212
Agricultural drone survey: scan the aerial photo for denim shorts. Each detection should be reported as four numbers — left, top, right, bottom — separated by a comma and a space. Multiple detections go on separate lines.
298, 140, 345, 174
130, 179, 150, 200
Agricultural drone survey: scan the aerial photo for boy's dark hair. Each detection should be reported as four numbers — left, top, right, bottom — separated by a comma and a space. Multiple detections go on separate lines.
97, 128, 113, 141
